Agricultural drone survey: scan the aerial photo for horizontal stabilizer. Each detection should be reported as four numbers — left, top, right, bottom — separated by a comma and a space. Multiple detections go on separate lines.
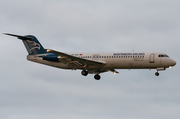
4, 33, 32, 40
4, 33, 47, 54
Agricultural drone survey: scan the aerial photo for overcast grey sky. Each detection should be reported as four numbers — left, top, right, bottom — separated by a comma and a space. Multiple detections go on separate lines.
0, 0, 180, 119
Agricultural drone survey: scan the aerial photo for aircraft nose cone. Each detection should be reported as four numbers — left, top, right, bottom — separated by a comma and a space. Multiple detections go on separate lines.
171, 59, 176, 66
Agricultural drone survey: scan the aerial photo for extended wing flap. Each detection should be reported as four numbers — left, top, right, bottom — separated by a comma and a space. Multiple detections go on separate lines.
109, 69, 119, 74
47, 49, 106, 67
87, 69, 119, 74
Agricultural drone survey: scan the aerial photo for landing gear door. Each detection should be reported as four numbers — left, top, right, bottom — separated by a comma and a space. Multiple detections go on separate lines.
149, 54, 155, 63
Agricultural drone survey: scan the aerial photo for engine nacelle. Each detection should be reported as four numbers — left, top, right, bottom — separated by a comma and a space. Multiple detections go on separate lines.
42, 56, 59, 62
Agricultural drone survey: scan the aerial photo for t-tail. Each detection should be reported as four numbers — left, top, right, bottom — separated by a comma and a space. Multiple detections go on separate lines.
4, 33, 47, 55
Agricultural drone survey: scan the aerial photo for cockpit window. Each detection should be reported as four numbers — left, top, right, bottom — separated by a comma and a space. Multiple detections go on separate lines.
158, 54, 169, 58
164, 54, 169, 57
158, 54, 164, 57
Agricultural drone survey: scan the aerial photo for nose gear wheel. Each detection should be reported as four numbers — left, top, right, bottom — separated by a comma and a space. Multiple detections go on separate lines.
155, 72, 159, 76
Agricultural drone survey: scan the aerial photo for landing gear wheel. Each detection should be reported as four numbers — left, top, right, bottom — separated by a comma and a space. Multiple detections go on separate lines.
94, 74, 101, 80
155, 72, 159, 76
81, 70, 88, 76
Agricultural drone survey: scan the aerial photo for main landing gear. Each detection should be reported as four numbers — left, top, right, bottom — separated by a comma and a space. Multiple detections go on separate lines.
155, 72, 159, 76
81, 70, 101, 80
94, 74, 101, 80
81, 70, 88, 76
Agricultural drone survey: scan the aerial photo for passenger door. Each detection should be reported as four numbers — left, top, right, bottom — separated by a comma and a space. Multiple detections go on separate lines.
149, 54, 155, 63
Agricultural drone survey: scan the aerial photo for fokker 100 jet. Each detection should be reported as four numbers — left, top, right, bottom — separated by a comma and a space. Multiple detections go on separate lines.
5, 33, 176, 80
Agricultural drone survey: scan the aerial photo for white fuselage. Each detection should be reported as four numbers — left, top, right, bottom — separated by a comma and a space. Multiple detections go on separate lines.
27, 52, 176, 70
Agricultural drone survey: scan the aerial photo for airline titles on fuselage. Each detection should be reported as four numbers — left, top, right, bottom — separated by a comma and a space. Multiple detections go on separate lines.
71, 53, 145, 61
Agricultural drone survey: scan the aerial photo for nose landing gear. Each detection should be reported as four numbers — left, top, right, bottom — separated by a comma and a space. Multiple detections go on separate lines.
155, 72, 159, 76
155, 68, 166, 76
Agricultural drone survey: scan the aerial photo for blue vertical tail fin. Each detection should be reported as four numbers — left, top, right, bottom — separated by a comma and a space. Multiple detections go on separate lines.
4, 33, 47, 55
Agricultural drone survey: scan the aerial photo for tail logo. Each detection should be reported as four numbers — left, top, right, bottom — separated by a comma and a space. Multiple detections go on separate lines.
27, 40, 41, 51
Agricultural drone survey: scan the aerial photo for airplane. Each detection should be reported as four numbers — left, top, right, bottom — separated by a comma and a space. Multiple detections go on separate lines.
4, 33, 176, 80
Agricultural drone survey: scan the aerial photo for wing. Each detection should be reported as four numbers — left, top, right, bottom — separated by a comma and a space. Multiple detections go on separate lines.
46, 49, 106, 69
47, 49, 119, 74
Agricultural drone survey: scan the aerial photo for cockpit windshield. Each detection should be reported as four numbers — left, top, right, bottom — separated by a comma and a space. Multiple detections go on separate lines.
158, 54, 169, 58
